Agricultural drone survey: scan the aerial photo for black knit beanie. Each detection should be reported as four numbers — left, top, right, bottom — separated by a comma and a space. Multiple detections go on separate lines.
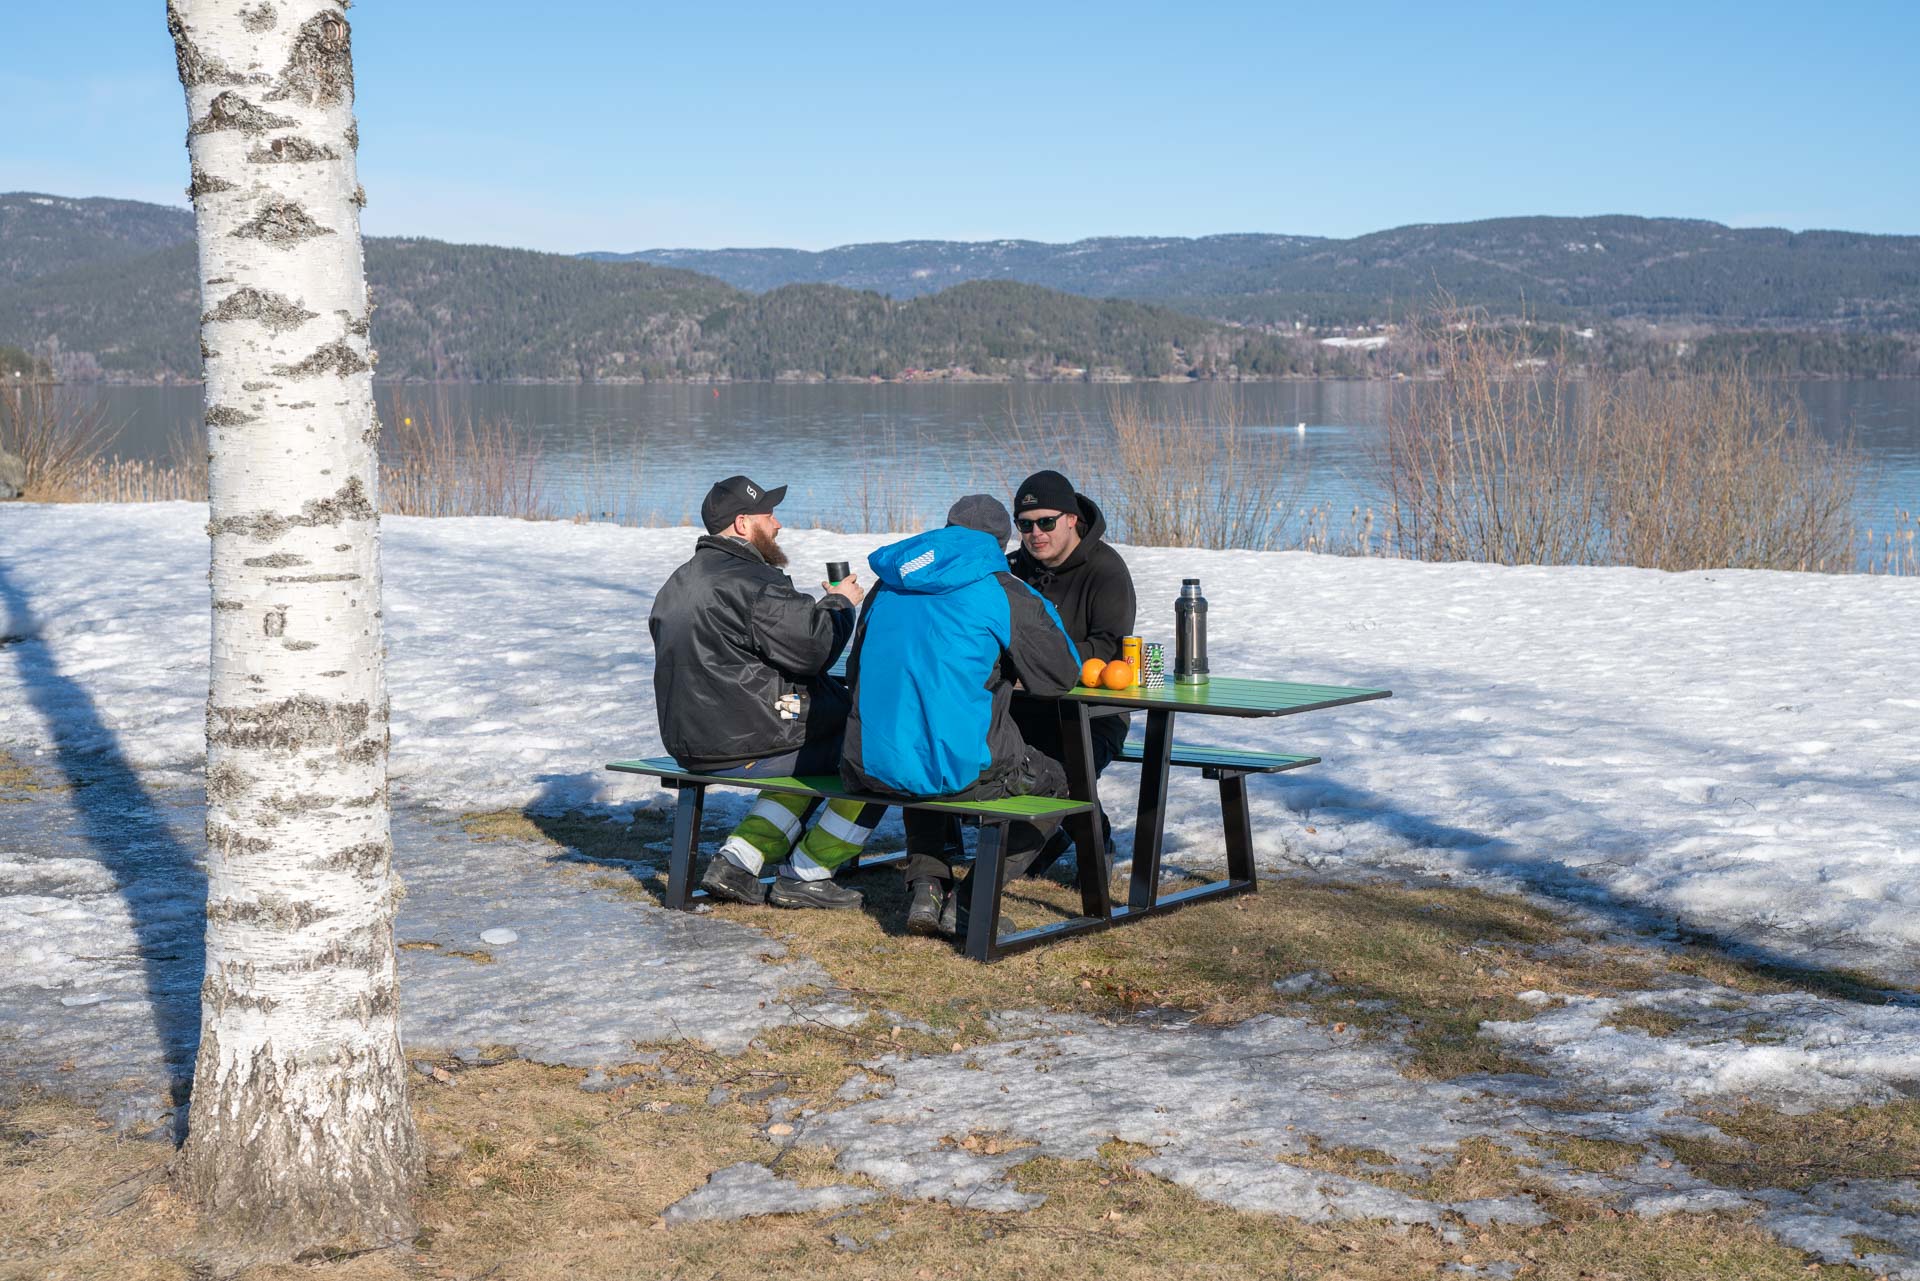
1012, 470, 1078, 516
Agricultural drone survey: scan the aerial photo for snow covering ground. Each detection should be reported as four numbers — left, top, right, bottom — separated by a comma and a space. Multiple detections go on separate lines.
5, 503, 1916, 978
4, 502, 1920, 1273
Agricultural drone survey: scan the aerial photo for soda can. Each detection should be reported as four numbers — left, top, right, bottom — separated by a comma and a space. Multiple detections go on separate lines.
1121, 635, 1143, 673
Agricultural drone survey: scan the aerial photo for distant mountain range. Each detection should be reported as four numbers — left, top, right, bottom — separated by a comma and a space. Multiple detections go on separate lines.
5, 193, 1918, 383
590, 217, 1920, 330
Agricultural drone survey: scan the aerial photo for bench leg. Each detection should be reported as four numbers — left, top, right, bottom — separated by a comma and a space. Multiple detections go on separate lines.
663, 783, 706, 911
1220, 772, 1257, 889
964, 821, 1009, 963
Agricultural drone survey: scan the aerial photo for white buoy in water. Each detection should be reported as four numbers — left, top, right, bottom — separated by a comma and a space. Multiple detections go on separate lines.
1296, 422, 1306, 435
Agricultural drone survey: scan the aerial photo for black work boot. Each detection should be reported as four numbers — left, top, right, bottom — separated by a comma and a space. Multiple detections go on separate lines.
939, 880, 964, 937
699, 854, 768, 905
905, 879, 946, 936
768, 874, 863, 911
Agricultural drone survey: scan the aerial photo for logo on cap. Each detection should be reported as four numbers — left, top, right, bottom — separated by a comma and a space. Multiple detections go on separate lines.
1020, 493, 1035, 505
746, 483, 759, 499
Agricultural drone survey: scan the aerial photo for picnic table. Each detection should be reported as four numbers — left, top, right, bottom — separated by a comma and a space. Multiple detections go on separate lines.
611, 664, 1389, 960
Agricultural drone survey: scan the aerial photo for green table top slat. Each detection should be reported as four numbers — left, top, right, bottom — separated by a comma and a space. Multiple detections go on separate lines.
605, 757, 1090, 819
1066, 676, 1390, 717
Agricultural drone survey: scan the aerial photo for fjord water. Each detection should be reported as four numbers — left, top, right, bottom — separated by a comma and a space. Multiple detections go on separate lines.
86, 379, 1920, 538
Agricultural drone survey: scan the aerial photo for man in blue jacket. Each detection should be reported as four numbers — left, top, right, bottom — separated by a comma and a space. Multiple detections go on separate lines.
839, 495, 1083, 935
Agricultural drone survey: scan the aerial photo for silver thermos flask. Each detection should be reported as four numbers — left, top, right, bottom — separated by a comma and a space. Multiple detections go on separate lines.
1174, 578, 1209, 685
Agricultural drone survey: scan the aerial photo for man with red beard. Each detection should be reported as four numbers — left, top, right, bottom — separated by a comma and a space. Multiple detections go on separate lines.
648, 475, 880, 909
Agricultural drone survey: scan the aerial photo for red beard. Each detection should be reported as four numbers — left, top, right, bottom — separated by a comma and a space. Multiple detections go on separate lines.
750, 524, 788, 568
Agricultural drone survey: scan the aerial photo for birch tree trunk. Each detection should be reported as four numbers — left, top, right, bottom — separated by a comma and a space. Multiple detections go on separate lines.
170, 0, 419, 1250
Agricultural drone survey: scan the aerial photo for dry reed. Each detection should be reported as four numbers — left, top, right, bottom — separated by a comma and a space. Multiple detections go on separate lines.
1379, 310, 1864, 573
0, 382, 119, 500
381, 402, 549, 520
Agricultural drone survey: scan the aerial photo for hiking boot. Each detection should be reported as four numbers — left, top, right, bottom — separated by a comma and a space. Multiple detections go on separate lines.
1017, 828, 1072, 881
768, 875, 864, 911
699, 855, 768, 906
939, 882, 963, 937
905, 880, 946, 936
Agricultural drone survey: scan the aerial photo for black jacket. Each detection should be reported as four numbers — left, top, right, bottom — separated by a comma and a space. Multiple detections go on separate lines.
648, 535, 855, 766
1008, 493, 1137, 754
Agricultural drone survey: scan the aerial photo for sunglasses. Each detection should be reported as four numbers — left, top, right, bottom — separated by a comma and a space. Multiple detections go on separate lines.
1016, 515, 1063, 534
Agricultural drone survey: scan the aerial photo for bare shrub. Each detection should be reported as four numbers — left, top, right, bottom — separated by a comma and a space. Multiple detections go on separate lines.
1603, 371, 1857, 571
820, 423, 927, 534
0, 383, 119, 500
381, 401, 547, 519
1379, 310, 1862, 572
1381, 318, 1607, 566
1103, 391, 1304, 549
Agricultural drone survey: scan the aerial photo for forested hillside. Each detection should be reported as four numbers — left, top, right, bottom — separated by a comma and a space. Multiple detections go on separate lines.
8, 194, 1919, 381
601, 216, 1920, 330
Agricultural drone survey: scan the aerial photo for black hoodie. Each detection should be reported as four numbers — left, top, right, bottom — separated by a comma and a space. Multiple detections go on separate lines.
1007, 492, 1137, 758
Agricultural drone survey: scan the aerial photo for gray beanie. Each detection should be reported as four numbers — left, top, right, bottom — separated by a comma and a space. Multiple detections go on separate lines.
946, 493, 1012, 547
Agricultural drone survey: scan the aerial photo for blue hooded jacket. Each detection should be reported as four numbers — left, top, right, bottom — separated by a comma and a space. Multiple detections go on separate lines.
840, 525, 1081, 798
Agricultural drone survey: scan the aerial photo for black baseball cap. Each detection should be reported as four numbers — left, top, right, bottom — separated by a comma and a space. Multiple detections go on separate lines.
701, 474, 787, 534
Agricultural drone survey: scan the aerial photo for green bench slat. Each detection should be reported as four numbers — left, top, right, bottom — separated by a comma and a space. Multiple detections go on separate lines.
1116, 742, 1319, 774
605, 757, 1092, 820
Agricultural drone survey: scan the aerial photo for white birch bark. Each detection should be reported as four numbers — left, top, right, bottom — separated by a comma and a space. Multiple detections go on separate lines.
170, 0, 419, 1249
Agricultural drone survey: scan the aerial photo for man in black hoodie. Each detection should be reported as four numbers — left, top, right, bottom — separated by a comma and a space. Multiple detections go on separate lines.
1006, 469, 1137, 875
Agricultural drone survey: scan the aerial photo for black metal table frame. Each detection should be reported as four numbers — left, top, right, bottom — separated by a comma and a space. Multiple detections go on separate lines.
983, 687, 1388, 961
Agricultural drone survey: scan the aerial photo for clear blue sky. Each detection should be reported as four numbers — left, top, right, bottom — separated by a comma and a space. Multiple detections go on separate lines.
4, 1, 1916, 252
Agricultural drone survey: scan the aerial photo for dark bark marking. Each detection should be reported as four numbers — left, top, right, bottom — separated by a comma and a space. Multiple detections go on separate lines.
318, 670, 346, 677
345, 119, 359, 151
242, 381, 274, 391
323, 840, 390, 876
201, 338, 217, 360
282, 639, 319, 651
285, 400, 315, 409
231, 199, 334, 246
263, 608, 286, 638
213, 599, 245, 612
338, 312, 370, 338
332, 543, 352, 552
168, 1, 246, 87
203, 286, 318, 334
265, 572, 361, 583
207, 405, 257, 427
207, 694, 370, 754
239, 2, 278, 32
207, 822, 274, 857
187, 168, 237, 201
189, 91, 295, 136
268, 11, 354, 107
272, 339, 368, 379
207, 893, 337, 930
352, 184, 367, 208
205, 760, 253, 807
202, 972, 279, 1017
209, 477, 376, 540
244, 553, 309, 568
247, 136, 341, 164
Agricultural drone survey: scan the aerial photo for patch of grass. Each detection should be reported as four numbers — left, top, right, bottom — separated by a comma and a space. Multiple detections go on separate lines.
1667, 1099, 1920, 1191
0, 746, 41, 801
1604, 1006, 1691, 1037
462, 806, 673, 864
1547, 1135, 1650, 1174
3, 1055, 1885, 1281
1848, 1233, 1903, 1257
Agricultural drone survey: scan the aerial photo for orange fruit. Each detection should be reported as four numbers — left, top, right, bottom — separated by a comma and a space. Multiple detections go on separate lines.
1100, 660, 1135, 689
1080, 658, 1107, 687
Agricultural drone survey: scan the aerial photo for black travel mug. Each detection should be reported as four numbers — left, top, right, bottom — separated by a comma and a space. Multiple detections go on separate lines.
826, 560, 851, 586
